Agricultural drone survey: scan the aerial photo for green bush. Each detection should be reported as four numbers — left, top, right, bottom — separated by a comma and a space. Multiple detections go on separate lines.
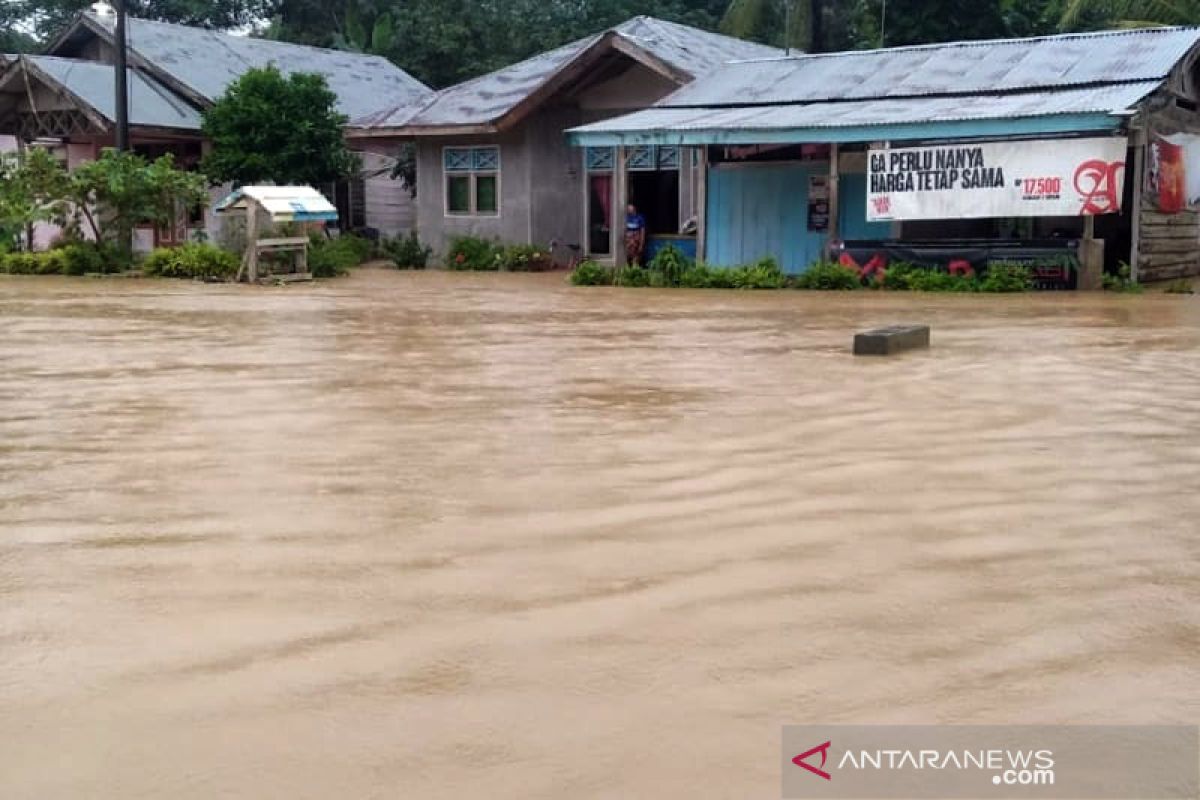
904, 269, 977, 292
1164, 278, 1195, 294
880, 262, 920, 290
1102, 262, 1143, 293
57, 242, 107, 275
730, 257, 786, 289
0, 247, 110, 276
3, 252, 39, 274
308, 233, 374, 278
979, 262, 1032, 293
381, 231, 431, 270
680, 264, 719, 288
569, 260, 612, 286
141, 242, 239, 280
648, 244, 691, 285
793, 261, 861, 290
613, 265, 652, 287
497, 243, 552, 272
446, 235, 501, 270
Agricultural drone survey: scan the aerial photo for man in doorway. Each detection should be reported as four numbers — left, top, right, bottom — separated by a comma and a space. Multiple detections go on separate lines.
625, 203, 647, 266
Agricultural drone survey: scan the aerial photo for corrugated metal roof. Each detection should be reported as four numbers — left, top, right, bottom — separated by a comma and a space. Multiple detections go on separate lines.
567, 82, 1159, 143
24, 55, 203, 130
354, 16, 782, 130
85, 12, 431, 120
216, 185, 339, 221
661, 26, 1200, 107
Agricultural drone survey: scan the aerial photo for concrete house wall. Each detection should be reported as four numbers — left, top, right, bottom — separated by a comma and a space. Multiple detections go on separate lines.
415, 127, 531, 251
414, 61, 691, 258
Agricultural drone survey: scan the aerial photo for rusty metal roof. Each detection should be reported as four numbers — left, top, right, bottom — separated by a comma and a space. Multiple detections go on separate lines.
661, 26, 1200, 108
353, 16, 782, 132
84, 12, 431, 120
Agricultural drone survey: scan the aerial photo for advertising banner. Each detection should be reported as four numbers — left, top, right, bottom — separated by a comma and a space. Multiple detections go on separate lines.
867, 138, 1127, 222
1146, 132, 1200, 213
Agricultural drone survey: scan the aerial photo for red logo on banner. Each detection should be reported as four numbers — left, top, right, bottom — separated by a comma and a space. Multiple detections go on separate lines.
872, 196, 892, 215
1073, 160, 1124, 215
792, 740, 833, 780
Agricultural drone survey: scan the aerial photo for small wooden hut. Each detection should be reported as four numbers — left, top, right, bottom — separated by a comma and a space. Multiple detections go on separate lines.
215, 186, 339, 282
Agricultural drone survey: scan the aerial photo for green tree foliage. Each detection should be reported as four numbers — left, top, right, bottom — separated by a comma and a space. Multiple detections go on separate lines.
68, 150, 208, 244
263, 0, 729, 87
1059, 0, 1200, 29
0, 149, 72, 250
200, 66, 358, 186
20, 0, 273, 41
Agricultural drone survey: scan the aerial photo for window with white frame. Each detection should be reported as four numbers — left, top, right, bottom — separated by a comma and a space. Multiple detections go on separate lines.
444, 146, 500, 216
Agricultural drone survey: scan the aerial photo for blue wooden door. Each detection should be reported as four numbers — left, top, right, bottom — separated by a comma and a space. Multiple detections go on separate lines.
705, 163, 825, 273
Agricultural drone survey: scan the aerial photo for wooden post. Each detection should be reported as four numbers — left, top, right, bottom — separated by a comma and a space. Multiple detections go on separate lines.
827, 142, 841, 260
696, 146, 708, 262
245, 199, 260, 282
614, 145, 628, 267
1079, 212, 1104, 290
1129, 123, 1146, 284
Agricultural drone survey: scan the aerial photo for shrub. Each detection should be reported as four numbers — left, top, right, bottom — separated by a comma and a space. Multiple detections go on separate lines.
979, 262, 1032, 293
446, 235, 500, 270
1103, 262, 1143, 293
614, 265, 652, 287
0, 247, 110, 276
680, 264, 719, 288
381, 231, 431, 270
308, 233, 374, 278
880, 262, 921, 290
793, 261, 861, 290
730, 257, 786, 289
1164, 278, 1195, 294
57, 242, 107, 275
3, 252, 40, 274
141, 242, 239, 280
905, 269, 977, 293
569, 260, 612, 286
497, 243, 551, 272
648, 244, 692, 285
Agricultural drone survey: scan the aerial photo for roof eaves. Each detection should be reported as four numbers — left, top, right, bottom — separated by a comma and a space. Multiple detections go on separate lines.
657, 77, 1169, 111
16, 54, 112, 131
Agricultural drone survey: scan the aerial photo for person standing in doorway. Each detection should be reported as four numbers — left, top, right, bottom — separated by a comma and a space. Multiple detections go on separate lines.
625, 203, 647, 266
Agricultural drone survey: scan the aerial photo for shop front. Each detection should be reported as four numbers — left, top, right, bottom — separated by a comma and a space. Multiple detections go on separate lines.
566, 25, 1200, 286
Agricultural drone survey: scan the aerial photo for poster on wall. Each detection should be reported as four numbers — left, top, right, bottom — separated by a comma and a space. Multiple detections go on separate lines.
866, 137, 1128, 222
1146, 132, 1200, 213
808, 175, 830, 231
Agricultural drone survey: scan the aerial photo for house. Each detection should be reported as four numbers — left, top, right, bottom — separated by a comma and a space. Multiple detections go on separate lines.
567, 27, 1200, 286
348, 17, 781, 262
0, 10, 431, 250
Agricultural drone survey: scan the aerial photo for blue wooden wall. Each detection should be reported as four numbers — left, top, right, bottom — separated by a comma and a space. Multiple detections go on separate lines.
705, 164, 890, 273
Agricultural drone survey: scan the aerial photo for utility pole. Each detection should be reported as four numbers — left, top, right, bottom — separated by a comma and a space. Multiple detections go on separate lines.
113, 0, 129, 151
810, 0, 822, 53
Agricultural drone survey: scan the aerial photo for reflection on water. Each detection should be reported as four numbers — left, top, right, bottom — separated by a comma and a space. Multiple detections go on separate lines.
2, 271, 1199, 798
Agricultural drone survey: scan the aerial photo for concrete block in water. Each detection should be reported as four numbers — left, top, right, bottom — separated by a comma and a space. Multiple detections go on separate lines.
853, 325, 930, 356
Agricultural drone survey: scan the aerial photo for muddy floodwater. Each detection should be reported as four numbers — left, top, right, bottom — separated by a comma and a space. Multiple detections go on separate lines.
1, 269, 1199, 798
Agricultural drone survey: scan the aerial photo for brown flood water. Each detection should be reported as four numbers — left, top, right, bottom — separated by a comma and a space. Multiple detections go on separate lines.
1, 269, 1199, 798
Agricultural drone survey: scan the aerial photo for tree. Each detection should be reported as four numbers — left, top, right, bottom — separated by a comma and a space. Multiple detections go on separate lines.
0, 149, 72, 250
1058, 0, 1198, 29
67, 150, 208, 245
200, 66, 358, 186
263, 0, 728, 88
21, 0, 274, 41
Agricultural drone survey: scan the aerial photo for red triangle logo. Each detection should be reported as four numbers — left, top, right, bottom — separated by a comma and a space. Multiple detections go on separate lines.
792, 740, 832, 780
